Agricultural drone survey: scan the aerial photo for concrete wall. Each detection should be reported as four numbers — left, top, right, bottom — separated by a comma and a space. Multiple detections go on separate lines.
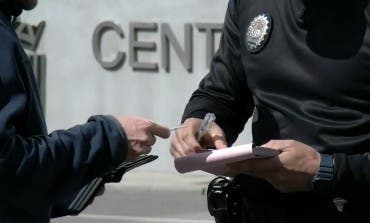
20, 0, 252, 172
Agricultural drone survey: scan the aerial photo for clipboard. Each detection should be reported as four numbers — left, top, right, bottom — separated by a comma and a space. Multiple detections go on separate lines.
174, 143, 279, 176
65, 155, 158, 215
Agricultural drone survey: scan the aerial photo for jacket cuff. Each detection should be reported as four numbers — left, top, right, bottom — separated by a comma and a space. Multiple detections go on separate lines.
89, 115, 128, 168
333, 153, 349, 198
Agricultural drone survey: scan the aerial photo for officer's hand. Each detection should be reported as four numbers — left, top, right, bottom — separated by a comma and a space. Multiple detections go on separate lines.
229, 140, 320, 193
115, 116, 170, 161
169, 118, 227, 158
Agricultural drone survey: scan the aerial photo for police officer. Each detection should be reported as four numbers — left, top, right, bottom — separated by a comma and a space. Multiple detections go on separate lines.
170, 0, 370, 222
0, 0, 170, 222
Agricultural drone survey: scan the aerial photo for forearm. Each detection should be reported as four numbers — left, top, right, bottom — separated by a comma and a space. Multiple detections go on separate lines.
182, 0, 254, 145
0, 115, 128, 211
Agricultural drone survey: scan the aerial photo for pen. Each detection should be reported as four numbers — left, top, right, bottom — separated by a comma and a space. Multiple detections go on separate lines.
197, 113, 216, 141
169, 125, 187, 131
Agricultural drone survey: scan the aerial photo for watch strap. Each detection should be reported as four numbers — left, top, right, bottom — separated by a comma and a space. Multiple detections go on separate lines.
312, 154, 334, 195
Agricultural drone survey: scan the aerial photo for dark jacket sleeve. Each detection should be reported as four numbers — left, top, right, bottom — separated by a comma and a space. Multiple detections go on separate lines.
333, 153, 370, 201
0, 26, 128, 214
182, 0, 254, 144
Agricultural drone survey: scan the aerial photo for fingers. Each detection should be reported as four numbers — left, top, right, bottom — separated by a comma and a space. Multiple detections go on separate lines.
169, 118, 228, 159
126, 142, 152, 161
116, 115, 227, 161
170, 126, 202, 158
200, 134, 227, 149
228, 156, 281, 178
212, 134, 227, 149
228, 139, 292, 176
262, 139, 297, 152
199, 123, 227, 149
116, 116, 170, 161
96, 185, 105, 196
170, 135, 187, 158
146, 134, 156, 146
169, 118, 203, 158
148, 122, 170, 139
142, 145, 152, 154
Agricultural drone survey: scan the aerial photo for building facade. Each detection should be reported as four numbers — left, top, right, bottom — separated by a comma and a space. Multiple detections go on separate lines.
19, 0, 252, 172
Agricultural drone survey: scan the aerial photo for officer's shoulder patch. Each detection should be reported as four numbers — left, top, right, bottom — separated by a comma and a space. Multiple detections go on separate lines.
245, 13, 273, 53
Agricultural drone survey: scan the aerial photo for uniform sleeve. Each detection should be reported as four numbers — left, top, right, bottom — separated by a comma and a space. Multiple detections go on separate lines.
182, 0, 254, 144
333, 153, 370, 201
0, 28, 128, 213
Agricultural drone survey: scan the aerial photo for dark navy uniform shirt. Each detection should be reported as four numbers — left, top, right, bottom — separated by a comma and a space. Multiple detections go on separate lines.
0, 6, 128, 223
183, 0, 370, 222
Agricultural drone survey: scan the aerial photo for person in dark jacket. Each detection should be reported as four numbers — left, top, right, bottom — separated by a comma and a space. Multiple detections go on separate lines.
170, 0, 370, 222
0, 0, 170, 222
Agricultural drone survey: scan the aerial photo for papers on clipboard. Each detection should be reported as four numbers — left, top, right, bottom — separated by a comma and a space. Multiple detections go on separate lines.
174, 143, 280, 176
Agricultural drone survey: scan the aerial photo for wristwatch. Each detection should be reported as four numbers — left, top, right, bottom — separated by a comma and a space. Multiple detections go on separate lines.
311, 154, 334, 196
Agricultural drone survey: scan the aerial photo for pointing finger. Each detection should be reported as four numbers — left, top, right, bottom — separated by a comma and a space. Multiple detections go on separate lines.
149, 122, 171, 139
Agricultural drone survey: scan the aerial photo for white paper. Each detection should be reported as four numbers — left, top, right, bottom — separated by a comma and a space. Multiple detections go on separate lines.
174, 143, 279, 175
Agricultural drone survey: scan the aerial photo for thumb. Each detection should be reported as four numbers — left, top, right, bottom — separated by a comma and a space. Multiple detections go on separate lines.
207, 123, 227, 149
213, 135, 228, 149
262, 140, 289, 152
